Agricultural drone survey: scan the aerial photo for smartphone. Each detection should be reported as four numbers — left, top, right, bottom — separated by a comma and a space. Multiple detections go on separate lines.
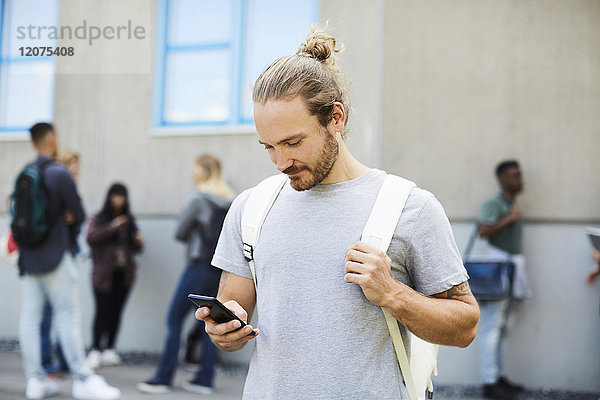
188, 294, 256, 336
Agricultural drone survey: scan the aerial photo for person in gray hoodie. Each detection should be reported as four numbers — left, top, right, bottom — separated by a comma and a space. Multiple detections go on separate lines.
137, 154, 234, 396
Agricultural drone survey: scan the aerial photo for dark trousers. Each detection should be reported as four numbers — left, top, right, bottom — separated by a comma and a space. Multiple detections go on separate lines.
150, 261, 221, 387
92, 269, 130, 350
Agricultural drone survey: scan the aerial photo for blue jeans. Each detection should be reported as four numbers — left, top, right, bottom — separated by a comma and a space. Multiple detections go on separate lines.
151, 261, 221, 387
19, 255, 92, 381
41, 302, 68, 373
478, 298, 512, 384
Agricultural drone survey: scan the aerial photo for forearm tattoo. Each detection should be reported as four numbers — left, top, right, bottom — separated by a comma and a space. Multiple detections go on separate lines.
437, 281, 471, 299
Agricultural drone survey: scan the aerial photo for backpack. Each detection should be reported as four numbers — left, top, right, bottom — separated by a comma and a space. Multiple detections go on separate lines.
10, 159, 53, 248
199, 203, 229, 259
241, 173, 439, 400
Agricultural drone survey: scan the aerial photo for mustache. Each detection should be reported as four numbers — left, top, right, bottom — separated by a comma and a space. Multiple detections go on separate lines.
282, 165, 307, 175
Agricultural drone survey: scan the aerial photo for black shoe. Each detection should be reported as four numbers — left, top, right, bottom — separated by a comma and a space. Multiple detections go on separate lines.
483, 382, 518, 400
498, 376, 525, 393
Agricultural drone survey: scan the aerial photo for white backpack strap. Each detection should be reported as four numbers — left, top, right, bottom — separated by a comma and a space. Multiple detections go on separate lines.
241, 174, 288, 287
384, 310, 418, 400
361, 175, 415, 250
361, 174, 421, 400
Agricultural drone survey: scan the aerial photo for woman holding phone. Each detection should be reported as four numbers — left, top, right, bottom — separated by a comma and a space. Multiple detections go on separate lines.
86, 183, 143, 369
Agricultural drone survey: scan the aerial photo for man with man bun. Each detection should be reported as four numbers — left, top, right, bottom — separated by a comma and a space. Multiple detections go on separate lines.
196, 26, 480, 399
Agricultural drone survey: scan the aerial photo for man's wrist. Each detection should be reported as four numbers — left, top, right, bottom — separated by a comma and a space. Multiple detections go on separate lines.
381, 280, 408, 319
219, 343, 245, 352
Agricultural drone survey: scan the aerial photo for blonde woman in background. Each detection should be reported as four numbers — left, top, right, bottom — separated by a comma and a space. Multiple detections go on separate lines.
40, 149, 81, 377
56, 150, 80, 181
137, 154, 234, 395
56, 150, 81, 254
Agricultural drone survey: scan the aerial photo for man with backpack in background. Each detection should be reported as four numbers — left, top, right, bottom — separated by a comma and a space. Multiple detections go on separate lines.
195, 27, 480, 399
476, 160, 531, 400
12, 123, 121, 400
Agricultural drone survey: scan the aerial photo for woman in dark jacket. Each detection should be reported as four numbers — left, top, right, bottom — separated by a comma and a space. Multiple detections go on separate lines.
86, 183, 143, 369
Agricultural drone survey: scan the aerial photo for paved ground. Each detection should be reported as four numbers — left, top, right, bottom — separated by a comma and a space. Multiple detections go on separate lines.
1, 350, 598, 400
0, 351, 246, 400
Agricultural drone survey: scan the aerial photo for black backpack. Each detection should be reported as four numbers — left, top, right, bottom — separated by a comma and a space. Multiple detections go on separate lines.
10, 159, 53, 248
200, 203, 229, 257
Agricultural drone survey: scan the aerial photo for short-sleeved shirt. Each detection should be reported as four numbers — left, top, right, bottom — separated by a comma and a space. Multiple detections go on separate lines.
212, 169, 468, 400
477, 193, 522, 254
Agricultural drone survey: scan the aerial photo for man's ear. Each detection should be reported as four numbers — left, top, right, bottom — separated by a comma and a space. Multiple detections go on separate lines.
331, 102, 346, 133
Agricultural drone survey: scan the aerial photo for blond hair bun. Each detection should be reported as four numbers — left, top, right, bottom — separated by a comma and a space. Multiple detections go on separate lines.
297, 25, 343, 66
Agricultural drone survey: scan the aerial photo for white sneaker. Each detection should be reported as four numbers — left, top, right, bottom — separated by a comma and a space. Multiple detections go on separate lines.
72, 374, 121, 400
25, 377, 59, 399
136, 381, 171, 394
182, 381, 214, 395
100, 349, 122, 366
86, 349, 102, 370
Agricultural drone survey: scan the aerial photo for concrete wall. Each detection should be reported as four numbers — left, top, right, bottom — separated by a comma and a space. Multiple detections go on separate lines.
0, 0, 276, 216
382, 0, 600, 221
2, 0, 599, 221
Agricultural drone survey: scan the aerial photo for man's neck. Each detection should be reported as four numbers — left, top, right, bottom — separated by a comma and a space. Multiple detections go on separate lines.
36, 148, 54, 158
502, 190, 517, 202
321, 140, 369, 185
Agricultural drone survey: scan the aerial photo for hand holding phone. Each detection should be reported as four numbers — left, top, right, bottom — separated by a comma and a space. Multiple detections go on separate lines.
188, 294, 257, 337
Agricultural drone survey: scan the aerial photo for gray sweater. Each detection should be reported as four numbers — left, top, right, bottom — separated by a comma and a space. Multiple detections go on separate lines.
175, 191, 232, 264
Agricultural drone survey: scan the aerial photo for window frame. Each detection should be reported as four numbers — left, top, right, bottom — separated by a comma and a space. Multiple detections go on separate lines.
153, 0, 246, 128
152, 0, 319, 132
0, 0, 57, 140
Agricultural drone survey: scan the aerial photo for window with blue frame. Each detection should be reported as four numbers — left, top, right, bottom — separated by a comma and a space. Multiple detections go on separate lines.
154, 0, 319, 128
0, 0, 58, 134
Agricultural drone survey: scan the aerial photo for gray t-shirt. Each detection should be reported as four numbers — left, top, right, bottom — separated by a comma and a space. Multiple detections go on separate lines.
212, 169, 467, 400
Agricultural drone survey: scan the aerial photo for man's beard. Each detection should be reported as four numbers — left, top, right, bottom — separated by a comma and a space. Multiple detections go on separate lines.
284, 128, 339, 191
